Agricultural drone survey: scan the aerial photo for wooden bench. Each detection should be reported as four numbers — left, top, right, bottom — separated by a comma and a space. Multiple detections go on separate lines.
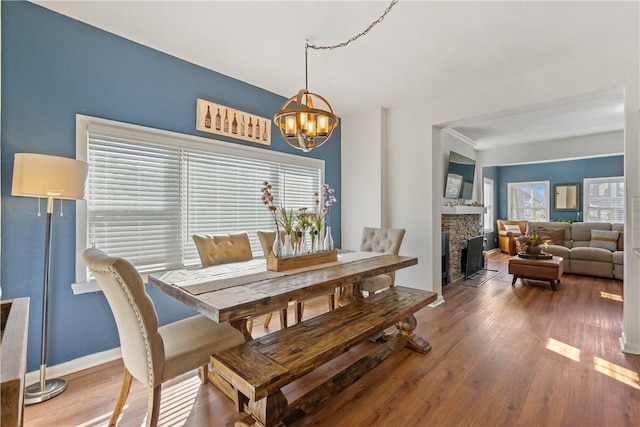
211, 286, 437, 427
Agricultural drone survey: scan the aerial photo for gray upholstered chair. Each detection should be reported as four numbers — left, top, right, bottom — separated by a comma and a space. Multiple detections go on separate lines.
193, 232, 287, 330
83, 248, 244, 427
359, 227, 407, 295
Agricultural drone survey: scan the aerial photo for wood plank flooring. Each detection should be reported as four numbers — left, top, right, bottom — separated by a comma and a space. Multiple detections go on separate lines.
24, 253, 640, 426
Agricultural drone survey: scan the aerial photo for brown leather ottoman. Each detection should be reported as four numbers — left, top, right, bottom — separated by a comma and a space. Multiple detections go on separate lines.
508, 255, 564, 291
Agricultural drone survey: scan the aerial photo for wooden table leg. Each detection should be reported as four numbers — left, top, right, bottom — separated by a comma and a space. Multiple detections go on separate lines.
396, 314, 432, 354
338, 281, 364, 306
230, 318, 253, 342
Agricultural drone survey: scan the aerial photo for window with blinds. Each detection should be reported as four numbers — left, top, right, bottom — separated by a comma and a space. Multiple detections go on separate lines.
77, 115, 323, 280
507, 181, 550, 221
584, 177, 625, 223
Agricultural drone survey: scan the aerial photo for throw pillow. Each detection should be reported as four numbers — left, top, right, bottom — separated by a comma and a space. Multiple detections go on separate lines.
503, 224, 521, 233
589, 229, 619, 251
539, 227, 565, 245
617, 232, 624, 251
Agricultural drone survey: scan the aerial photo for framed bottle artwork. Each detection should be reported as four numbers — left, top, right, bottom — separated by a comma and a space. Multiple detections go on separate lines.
196, 98, 271, 146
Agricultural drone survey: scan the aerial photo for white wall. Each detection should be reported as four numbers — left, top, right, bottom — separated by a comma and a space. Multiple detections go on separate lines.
342, 39, 640, 352
341, 108, 386, 251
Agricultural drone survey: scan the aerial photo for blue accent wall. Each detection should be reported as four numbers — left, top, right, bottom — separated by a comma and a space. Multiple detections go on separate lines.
1, 1, 342, 371
492, 155, 623, 222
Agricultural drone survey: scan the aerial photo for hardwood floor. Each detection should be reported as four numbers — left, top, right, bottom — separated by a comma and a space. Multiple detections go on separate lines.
24, 253, 640, 426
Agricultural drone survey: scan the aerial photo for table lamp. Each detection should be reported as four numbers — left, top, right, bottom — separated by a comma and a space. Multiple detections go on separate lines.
11, 153, 88, 404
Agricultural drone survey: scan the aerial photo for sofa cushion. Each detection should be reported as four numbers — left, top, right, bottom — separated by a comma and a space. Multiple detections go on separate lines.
571, 222, 611, 247
613, 251, 624, 265
539, 227, 565, 245
589, 229, 619, 251
544, 244, 570, 260
572, 246, 614, 262
528, 222, 572, 247
617, 232, 624, 251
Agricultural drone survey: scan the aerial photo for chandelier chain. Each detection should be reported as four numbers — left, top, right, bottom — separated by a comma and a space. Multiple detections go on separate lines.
306, 0, 399, 51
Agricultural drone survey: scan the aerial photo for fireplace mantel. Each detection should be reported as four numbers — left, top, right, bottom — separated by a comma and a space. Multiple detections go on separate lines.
441, 206, 487, 215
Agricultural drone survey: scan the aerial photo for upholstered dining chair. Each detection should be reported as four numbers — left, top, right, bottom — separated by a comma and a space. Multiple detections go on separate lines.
83, 248, 244, 427
359, 227, 407, 295
193, 232, 287, 330
256, 231, 336, 326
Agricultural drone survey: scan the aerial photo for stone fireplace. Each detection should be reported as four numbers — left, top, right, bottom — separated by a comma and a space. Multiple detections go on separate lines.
442, 211, 484, 282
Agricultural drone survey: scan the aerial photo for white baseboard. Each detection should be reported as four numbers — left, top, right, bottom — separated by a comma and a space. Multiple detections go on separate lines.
25, 347, 122, 385
429, 295, 445, 307
619, 332, 640, 355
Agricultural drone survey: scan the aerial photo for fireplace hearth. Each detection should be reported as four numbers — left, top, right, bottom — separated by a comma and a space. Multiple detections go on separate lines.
441, 213, 483, 282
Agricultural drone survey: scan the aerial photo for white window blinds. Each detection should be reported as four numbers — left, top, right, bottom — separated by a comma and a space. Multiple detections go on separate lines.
81, 117, 323, 276
584, 177, 625, 223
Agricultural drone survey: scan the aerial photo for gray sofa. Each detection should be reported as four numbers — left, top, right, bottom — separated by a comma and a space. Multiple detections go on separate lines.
527, 222, 624, 280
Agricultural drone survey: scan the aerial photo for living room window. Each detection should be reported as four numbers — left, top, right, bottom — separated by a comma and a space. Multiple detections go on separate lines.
584, 177, 624, 223
483, 177, 494, 232
75, 115, 324, 284
507, 181, 549, 221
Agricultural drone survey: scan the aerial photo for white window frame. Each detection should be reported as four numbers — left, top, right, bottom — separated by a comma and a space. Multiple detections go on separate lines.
583, 176, 625, 223
507, 180, 550, 221
483, 177, 494, 232
74, 115, 324, 292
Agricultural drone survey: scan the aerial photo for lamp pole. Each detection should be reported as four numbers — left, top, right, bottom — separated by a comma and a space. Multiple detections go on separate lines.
25, 195, 68, 404
11, 153, 89, 403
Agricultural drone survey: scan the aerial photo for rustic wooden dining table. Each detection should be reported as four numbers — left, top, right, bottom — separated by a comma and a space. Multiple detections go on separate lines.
147, 251, 418, 340
147, 251, 430, 422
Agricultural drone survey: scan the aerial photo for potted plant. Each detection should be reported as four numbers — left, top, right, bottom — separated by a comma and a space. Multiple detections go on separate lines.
517, 231, 551, 256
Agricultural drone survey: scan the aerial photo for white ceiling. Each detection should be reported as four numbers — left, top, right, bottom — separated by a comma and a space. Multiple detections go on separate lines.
442, 87, 626, 150
33, 0, 634, 149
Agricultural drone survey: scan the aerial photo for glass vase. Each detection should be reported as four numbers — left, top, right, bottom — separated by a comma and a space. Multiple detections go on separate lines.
324, 225, 334, 251
317, 229, 325, 252
272, 230, 283, 258
301, 231, 309, 254
283, 234, 293, 257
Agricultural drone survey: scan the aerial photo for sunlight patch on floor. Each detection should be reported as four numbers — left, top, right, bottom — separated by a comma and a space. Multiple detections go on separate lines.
600, 291, 623, 302
593, 356, 640, 390
545, 338, 581, 362
156, 375, 202, 427
76, 408, 118, 427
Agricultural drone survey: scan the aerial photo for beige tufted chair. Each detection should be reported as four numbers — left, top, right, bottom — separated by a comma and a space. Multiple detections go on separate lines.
193, 232, 286, 331
83, 248, 244, 427
256, 230, 286, 258
192, 232, 253, 266
359, 227, 407, 295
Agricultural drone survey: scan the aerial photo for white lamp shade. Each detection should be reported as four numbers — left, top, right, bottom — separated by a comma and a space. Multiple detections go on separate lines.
12, 153, 88, 200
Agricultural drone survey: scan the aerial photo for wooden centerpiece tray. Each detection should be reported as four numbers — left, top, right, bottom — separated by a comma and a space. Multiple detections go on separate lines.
267, 250, 338, 272
517, 252, 553, 260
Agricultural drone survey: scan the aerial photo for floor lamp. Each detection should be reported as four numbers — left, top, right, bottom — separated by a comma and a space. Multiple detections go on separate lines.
11, 153, 88, 405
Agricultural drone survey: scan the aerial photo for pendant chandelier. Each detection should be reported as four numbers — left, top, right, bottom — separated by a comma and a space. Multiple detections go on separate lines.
274, 0, 399, 153
274, 45, 338, 152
